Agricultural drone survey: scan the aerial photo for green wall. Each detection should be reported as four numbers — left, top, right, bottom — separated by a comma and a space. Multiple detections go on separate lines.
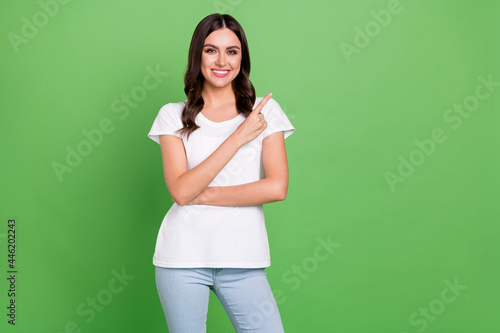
1, 0, 499, 332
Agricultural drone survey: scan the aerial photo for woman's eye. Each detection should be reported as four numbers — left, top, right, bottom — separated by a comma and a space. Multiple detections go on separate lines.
204, 48, 237, 55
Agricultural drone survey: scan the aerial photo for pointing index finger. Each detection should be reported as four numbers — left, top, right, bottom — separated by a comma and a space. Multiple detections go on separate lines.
251, 92, 272, 115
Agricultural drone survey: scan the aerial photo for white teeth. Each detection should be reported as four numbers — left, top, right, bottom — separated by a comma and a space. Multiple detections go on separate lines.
213, 70, 229, 74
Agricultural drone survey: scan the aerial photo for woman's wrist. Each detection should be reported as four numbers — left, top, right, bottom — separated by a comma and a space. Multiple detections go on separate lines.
227, 131, 242, 148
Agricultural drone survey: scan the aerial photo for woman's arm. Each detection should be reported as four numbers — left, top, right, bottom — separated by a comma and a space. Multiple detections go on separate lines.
186, 131, 289, 206
160, 94, 272, 206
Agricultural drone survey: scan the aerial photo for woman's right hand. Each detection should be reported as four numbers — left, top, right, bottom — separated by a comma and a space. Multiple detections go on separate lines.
232, 93, 272, 146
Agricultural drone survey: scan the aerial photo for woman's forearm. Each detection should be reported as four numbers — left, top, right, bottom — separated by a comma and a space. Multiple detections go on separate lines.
184, 130, 289, 207
165, 94, 273, 206
167, 133, 243, 206
187, 178, 288, 207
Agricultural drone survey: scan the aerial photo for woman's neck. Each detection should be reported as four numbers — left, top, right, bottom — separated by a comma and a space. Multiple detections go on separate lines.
201, 84, 236, 108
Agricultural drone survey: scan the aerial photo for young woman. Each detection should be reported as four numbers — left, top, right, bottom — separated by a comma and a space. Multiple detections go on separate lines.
148, 13, 294, 332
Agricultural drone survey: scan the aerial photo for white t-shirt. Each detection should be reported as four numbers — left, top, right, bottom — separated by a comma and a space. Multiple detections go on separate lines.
148, 97, 295, 268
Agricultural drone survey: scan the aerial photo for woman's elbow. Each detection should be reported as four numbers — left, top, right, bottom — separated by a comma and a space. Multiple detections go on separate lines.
168, 187, 189, 206
274, 183, 288, 201
173, 197, 187, 206
173, 196, 193, 206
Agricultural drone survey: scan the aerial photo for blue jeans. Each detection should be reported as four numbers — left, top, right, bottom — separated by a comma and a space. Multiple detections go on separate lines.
155, 266, 285, 332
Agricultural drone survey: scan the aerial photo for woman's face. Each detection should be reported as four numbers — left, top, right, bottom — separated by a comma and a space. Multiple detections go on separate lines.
200, 28, 242, 90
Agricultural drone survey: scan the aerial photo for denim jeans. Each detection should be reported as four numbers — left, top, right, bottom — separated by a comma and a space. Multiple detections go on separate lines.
155, 266, 285, 332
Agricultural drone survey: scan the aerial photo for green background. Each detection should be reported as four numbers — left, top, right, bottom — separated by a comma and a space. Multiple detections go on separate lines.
1, 0, 499, 332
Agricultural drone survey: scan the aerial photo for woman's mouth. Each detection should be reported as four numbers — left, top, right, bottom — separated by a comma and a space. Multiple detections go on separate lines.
211, 69, 230, 78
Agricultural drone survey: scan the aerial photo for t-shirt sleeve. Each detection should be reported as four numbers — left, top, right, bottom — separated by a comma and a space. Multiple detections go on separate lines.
147, 103, 184, 144
260, 98, 295, 140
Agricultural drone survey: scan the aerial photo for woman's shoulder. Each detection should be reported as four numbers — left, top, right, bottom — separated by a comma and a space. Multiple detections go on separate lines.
158, 100, 187, 116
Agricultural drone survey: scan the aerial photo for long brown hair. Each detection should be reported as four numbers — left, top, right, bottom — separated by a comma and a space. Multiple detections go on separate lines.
178, 13, 256, 138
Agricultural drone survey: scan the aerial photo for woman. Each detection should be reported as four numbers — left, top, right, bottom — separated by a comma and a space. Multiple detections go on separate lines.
148, 13, 294, 332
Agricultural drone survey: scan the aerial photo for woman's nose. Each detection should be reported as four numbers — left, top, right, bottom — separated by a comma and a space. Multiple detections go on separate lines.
216, 53, 226, 66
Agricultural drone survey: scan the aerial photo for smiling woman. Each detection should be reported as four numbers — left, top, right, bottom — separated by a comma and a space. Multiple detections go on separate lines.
199, 28, 243, 121
179, 13, 257, 136
147, 13, 294, 333
201, 30, 241, 83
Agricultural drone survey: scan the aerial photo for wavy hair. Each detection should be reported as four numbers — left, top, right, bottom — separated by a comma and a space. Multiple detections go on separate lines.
178, 13, 256, 138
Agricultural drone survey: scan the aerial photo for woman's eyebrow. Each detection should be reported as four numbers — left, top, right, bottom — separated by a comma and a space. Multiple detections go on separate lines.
203, 44, 240, 50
